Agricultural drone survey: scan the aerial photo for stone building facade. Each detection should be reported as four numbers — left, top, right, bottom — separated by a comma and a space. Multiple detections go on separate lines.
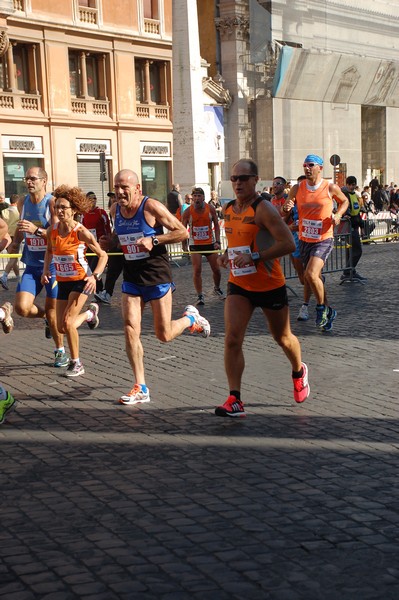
0, 0, 173, 206
199, 0, 399, 185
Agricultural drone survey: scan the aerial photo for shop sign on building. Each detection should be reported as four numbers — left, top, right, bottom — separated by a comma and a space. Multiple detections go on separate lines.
76, 139, 111, 156
2, 135, 43, 153
140, 141, 171, 159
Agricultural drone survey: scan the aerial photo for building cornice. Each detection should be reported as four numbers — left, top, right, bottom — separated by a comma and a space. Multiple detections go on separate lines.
203, 77, 232, 108
5, 15, 172, 48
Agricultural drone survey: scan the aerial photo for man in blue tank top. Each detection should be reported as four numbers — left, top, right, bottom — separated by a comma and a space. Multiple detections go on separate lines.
8, 167, 68, 368
100, 169, 211, 406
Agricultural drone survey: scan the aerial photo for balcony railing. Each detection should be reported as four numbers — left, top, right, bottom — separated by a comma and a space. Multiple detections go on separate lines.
0, 92, 40, 111
78, 6, 98, 25
71, 97, 109, 117
144, 18, 160, 35
136, 103, 169, 120
13, 0, 24, 11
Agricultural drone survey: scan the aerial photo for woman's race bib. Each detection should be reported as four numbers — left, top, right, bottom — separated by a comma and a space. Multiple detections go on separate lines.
118, 232, 150, 261
53, 254, 78, 277
301, 218, 322, 240
25, 232, 47, 252
228, 246, 257, 276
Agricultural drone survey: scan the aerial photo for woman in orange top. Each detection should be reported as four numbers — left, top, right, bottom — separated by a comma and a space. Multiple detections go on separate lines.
41, 186, 107, 378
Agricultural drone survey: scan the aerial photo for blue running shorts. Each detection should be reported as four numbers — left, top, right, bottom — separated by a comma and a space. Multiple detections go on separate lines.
17, 263, 58, 299
122, 281, 175, 303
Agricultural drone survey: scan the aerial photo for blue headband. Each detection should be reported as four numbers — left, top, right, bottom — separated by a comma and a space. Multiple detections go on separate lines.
304, 154, 323, 166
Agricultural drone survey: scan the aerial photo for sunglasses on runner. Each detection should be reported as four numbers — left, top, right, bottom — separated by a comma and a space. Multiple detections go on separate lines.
303, 162, 317, 168
230, 174, 257, 182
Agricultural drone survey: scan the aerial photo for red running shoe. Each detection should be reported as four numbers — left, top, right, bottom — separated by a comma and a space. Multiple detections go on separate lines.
215, 395, 246, 418
293, 362, 310, 403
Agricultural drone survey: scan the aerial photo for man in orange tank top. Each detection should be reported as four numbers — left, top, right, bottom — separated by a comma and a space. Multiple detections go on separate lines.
214, 159, 310, 418
182, 187, 225, 305
283, 154, 349, 331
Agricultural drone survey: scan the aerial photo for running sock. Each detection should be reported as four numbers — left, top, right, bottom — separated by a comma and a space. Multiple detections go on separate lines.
139, 384, 148, 393
0, 385, 7, 400
316, 303, 325, 309
292, 368, 304, 378
0, 309, 4, 321
56, 347, 65, 353
71, 358, 81, 365
230, 390, 241, 400
186, 315, 195, 327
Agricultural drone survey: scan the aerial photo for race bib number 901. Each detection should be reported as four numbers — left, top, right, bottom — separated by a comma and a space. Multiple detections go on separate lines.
118, 232, 150, 261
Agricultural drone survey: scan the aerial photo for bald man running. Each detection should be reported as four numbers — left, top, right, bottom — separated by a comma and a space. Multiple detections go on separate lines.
100, 169, 210, 406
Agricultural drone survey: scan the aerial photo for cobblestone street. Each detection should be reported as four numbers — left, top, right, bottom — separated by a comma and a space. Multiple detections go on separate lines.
1, 242, 399, 599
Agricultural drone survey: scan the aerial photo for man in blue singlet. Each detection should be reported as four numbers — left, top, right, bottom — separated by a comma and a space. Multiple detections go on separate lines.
100, 169, 210, 406
8, 167, 68, 367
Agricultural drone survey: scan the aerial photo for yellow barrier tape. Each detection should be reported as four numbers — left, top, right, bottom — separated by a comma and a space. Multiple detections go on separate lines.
5, 234, 398, 260
361, 233, 399, 243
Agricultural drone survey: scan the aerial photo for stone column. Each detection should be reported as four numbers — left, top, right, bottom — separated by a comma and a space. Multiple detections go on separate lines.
144, 59, 154, 104
79, 51, 88, 98
97, 54, 107, 100
5, 41, 16, 91
172, 0, 209, 194
216, 0, 250, 172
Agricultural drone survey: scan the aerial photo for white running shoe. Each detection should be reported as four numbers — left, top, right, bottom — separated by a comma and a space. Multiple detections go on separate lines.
119, 384, 151, 405
1, 302, 14, 334
297, 304, 309, 321
64, 361, 85, 377
87, 303, 100, 329
183, 305, 211, 338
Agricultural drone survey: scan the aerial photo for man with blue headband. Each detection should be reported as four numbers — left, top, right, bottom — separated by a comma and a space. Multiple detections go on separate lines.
283, 154, 349, 331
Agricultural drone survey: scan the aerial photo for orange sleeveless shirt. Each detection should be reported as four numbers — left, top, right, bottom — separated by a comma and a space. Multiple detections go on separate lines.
296, 179, 334, 242
224, 200, 285, 292
50, 223, 90, 281
188, 204, 214, 245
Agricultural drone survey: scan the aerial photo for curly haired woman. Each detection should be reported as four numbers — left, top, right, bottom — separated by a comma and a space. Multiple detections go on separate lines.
41, 186, 107, 377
